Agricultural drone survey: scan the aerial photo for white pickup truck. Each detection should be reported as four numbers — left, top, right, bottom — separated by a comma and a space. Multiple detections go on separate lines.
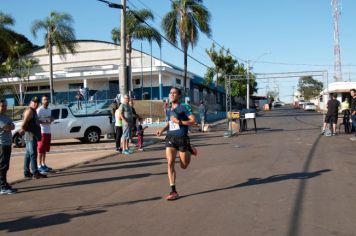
12, 105, 114, 147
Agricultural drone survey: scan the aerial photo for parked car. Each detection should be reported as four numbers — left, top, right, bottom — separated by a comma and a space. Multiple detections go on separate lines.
273, 101, 285, 107
303, 102, 317, 111
298, 100, 307, 109
12, 105, 114, 147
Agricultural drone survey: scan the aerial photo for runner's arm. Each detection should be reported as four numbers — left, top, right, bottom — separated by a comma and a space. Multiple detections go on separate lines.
156, 122, 169, 136
181, 114, 196, 126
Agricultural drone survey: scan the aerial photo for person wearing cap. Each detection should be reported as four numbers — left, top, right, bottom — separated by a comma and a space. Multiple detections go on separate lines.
19, 97, 47, 179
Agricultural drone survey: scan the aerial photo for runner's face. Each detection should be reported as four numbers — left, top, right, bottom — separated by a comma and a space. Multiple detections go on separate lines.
169, 89, 180, 103
42, 97, 49, 107
124, 96, 129, 104
351, 91, 355, 97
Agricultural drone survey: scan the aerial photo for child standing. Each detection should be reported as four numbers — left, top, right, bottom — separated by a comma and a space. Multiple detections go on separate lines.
137, 118, 148, 151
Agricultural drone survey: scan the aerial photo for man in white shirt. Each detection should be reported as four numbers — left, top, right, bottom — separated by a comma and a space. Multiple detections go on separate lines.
37, 95, 54, 173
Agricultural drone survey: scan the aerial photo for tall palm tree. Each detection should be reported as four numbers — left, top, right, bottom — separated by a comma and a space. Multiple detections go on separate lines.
31, 11, 77, 103
162, 0, 211, 94
111, 9, 161, 92
0, 12, 15, 61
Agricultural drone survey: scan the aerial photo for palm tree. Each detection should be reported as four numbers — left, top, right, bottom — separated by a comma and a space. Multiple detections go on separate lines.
111, 9, 161, 92
162, 0, 211, 94
0, 12, 15, 61
31, 11, 77, 103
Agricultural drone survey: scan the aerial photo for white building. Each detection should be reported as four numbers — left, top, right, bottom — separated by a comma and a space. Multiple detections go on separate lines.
1, 40, 225, 107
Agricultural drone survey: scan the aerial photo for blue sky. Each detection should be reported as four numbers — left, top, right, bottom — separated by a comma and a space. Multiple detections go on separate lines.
2, 0, 356, 101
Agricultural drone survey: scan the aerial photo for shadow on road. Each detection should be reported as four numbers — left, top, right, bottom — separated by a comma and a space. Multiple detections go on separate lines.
0, 210, 106, 233
52, 161, 165, 178
0, 196, 162, 233
181, 169, 331, 199
18, 172, 166, 193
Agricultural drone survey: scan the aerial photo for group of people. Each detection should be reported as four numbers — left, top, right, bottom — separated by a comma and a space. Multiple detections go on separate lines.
112, 95, 147, 154
1, 87, 200, 201
0, 95, 53, 194
321, 89, 356, 139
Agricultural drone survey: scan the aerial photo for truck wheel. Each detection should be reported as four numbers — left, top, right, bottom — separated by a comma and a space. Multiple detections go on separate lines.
84, 128, 101, 143
13, 133, 25, 148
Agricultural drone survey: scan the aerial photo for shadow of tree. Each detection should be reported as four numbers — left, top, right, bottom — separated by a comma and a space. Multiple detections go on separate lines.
181, 169, 331, 199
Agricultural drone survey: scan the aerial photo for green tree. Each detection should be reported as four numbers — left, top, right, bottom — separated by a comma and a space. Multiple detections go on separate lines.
162, 0, 211, 94
204, 44, 258, 97
0, 12, 15, 62
31, 11, 77, 103
297, 76, 323, 101
111, 9, 161, 91
205, 43, 236, 86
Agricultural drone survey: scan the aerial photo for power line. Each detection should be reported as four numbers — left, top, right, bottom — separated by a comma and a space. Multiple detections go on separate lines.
126, 0, 211, 68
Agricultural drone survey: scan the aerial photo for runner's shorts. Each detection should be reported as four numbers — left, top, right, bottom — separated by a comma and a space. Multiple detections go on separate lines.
165, 136, 190, 152
37, 133, 51, 153
325, 115, 338, 124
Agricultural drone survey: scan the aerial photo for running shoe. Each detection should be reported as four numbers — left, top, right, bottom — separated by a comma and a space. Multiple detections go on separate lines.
138, 148, 144, 151
122, 150, 131, 155
320, 129, 325, 135
115, 149, 122, 153
0, 186, 17, 195
190, 146, 198, 156
24, 172, 33, 179
350, 137, 356, 141
43, 165, 53, 171
33, 173, 47, 179
128, 149, 134, 154
38, 166, 48, 174
166, 191, 179, 201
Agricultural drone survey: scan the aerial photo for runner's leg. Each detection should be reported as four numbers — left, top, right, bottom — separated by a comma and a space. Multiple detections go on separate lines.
178, 151, 191, 169
166, 147, 177, 186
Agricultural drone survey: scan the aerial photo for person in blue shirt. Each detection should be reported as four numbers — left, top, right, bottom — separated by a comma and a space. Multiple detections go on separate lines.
157, 87, 197, 200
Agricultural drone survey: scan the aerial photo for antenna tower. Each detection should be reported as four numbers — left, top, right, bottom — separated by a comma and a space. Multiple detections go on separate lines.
332, 0, 342, 82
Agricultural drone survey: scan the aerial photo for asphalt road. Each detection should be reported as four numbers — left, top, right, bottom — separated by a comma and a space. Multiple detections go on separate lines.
1, 107, 355, 236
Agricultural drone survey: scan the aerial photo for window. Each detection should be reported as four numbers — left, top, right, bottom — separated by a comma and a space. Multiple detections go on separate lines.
51, 109, 60, 120
39, 85, 50, 91
61, 109, 68, 119
135, 79, 141, 85
69, 83, 84, 90
26, 86, 38, 92
176, 78, 181, 85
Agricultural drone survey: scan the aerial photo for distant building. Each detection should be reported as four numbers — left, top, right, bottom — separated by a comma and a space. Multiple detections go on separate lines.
315, 81, 356, 111
0, 40, 225, 109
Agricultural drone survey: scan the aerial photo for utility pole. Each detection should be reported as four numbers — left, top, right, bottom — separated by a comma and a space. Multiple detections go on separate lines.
119, 0, 127, 99
97, 0, 127, 100
246, 60, 250, 109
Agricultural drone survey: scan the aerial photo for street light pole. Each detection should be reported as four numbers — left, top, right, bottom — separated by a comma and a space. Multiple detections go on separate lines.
119, 0, 127, 100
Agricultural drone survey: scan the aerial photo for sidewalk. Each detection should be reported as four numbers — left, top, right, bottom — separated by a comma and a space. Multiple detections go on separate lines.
8, 118, 226, 184
8, 136, 162, 184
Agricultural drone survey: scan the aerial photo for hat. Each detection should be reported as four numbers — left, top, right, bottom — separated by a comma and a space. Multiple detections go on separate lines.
31, 96, 39, 103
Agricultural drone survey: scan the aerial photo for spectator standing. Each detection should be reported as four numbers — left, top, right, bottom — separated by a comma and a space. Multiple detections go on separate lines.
137, 118, 148, 151
198, 101, 207, 132
350, 89, 356, 141
20, 97, 47, 179
114, 102, 123, 153
341, 98, 351, 134
129, 100, 139, 143
37, 95, 54, 173
321, 93, 340, 136
76, 89, 83, 110
163, 100, 169, 121
119, 95, 133, 155
0, 100, 17, 194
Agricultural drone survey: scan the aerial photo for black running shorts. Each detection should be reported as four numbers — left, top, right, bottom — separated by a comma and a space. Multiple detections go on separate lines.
165, 136, 190, 152
325, 115, 338, 124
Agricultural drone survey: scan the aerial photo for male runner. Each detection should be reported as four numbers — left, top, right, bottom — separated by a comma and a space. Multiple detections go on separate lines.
157, 87, 197, 200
